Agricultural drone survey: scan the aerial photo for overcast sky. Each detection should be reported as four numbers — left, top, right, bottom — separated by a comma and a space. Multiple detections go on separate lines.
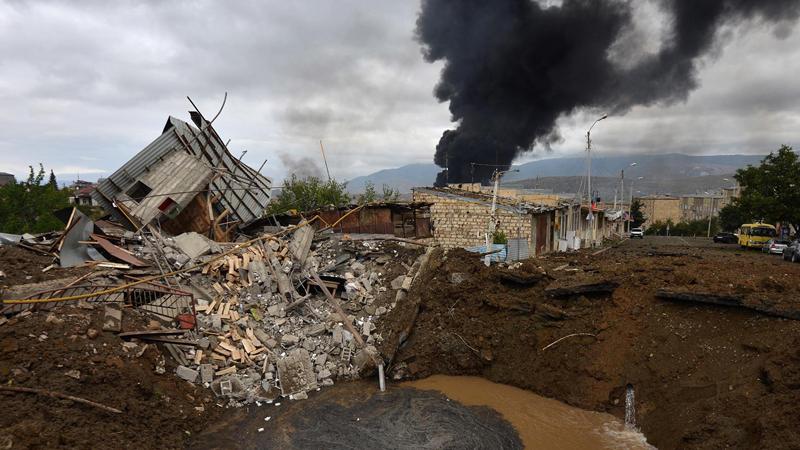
1, 0, 798, 185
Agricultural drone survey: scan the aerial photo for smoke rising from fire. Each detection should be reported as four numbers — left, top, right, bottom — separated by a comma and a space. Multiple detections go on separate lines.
416, 0, 800, 185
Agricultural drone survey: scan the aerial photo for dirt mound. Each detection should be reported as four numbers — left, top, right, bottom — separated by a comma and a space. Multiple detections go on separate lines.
0, 245, 90, 287
0, 305, 225, 449
379, 238, 800, 449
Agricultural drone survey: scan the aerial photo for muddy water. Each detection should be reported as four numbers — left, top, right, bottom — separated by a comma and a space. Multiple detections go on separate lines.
195, 376, 653, 450
406, 375, 654, 450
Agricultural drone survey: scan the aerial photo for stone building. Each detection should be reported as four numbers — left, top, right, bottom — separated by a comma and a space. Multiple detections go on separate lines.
412, 187, 575, 257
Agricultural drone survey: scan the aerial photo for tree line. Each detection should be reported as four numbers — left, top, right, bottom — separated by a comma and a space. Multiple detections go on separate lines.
0, 165, 71, 234
718, 145, 800, 236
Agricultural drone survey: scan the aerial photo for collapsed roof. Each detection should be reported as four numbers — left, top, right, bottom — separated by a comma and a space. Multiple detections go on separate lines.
93, 113, 272, 235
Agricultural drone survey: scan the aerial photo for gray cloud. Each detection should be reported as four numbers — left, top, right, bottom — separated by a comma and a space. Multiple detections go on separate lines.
0, 0, 798, 186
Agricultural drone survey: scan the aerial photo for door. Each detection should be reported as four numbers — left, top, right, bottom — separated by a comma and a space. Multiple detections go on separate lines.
536, 215, 548, 255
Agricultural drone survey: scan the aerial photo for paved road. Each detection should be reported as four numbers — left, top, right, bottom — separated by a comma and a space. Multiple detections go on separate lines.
623, 235, 723, 249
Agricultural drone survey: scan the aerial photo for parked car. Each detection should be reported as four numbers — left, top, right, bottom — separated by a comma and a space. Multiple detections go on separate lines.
712, 232, 738, 244
630, 227, 644, 239
782, 240, 800, 262
763, 239, 790, 255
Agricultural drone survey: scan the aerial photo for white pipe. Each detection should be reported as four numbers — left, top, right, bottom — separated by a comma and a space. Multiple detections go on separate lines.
378, 363, 386, 392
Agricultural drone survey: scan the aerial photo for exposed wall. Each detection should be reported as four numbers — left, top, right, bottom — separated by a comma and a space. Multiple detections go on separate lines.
413, 190, 532, 250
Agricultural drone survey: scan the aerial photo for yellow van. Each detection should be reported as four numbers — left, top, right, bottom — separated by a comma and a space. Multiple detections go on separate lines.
738, 223, 777, 248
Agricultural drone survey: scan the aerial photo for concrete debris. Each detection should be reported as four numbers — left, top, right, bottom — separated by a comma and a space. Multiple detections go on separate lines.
176, 365, 199, 383
2, 193, 428, 409
135, 225, 427, 406
171, 232, 214, 259
102, 306, 123, 332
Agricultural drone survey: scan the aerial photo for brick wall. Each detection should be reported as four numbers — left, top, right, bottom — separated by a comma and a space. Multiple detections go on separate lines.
413, 191, 532, 249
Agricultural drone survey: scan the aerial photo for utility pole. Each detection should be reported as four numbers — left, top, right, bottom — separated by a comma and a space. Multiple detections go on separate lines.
484, 168, 518, 266
319, 140, 332, 182
485, 169, 501, 266
586, 114, 607, 247
707, 196, 717, 237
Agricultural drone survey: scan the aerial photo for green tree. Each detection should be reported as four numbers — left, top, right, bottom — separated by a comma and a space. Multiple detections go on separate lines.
0, 164, 71, 233
718, 203, 749, 232
357, 181, 378, 204
267, 174, 350, 214
48, 170, 58, 188
732, 145, 800, 232
630, 199, 645, 227
645, 218, 719, 236
381, 184, 400, 202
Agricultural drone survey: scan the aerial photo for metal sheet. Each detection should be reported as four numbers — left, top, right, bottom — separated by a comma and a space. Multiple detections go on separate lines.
60, 208, 106, 268
507, 238, 530, 261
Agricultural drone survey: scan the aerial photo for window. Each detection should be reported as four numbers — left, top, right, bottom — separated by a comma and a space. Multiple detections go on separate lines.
127, 181, 152, 201
751, 227, 776, 237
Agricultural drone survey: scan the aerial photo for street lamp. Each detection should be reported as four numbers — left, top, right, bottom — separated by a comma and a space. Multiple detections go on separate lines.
623, 162, 637, 232
586, 114, 608, 246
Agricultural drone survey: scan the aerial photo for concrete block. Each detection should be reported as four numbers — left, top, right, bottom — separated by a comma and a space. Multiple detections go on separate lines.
199, 364, 214, 383
176, 365, 199, 383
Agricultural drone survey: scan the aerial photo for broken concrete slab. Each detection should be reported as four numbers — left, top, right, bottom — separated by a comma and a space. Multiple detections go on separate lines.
289, 225, 314, 264
102, 306, 123, 332
390, 275, 405, 290
172, 232, 213, 259
276, 348, 318, 396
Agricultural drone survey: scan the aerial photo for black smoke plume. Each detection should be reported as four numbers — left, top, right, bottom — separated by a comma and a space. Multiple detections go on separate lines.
417, 0, 800, 185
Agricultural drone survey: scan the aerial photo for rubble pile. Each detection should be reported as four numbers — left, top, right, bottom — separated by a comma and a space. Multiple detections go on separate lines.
117, 224, 424, 406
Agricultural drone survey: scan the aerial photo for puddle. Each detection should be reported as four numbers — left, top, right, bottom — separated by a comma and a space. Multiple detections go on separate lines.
194, 376, 654, 450
406, 375, 654, 450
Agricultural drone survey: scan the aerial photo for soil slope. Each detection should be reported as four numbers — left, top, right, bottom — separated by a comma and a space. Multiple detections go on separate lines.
379, 237, 800, 449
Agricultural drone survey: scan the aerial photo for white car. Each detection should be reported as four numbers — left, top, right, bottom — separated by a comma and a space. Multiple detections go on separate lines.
763, 239, 790, 255
630, 227, 644, 239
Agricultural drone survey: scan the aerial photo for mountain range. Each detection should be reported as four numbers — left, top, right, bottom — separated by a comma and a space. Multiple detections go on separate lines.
345, 153, 765, 195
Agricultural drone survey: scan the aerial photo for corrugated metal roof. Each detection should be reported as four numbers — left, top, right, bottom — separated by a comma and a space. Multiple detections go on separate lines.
413, 187, 561, 214
92, 115, 272, 227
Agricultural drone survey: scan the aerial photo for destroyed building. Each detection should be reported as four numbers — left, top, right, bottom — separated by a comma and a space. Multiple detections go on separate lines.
92, 113, 272, 240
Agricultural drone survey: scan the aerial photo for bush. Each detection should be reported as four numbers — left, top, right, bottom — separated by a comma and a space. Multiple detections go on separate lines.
0, 165, 71, 234
267, 174, 350, 215
492, 230, 508, 244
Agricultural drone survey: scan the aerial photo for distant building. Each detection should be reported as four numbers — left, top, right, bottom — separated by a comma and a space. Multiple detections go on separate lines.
0, 172, 15, 186
679, 194, 729, 222
639, 190, 738, 228
70, 184, 97, 207
639, 195, 681, 227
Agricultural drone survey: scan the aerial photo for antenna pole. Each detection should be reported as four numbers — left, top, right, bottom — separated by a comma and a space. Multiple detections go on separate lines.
319, 140, 332, 182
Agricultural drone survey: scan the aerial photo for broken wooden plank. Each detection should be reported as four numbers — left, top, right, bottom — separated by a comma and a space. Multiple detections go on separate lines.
118, 329, 187, 338
89, 233, 149, 267
545, 281, 619, 298
215, 366, 237, 376
498, 271, 549, 286
656, 289, 800, 321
